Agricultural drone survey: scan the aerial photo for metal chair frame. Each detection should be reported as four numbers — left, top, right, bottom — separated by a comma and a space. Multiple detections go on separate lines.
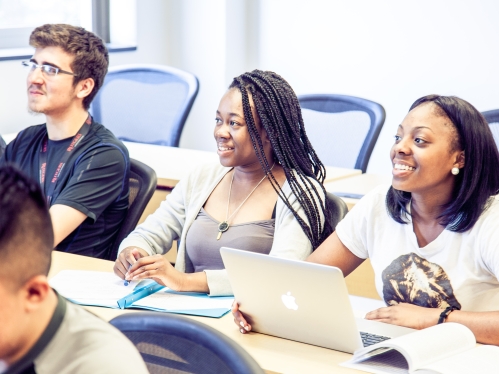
92, 64, 199, 146
108, 158, 157, 260
110, 312, 264, 374
299, 94, 386, 172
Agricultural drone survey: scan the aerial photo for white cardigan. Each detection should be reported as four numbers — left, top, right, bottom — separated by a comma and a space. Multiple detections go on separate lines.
119, 162, 324, 296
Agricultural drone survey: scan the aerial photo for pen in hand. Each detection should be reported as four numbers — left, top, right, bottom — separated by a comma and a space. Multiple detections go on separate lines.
124, 264, 132, 286
123, 248, 140, 286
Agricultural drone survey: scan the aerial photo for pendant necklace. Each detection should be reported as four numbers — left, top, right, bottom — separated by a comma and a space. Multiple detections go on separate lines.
217, 163, 275, 240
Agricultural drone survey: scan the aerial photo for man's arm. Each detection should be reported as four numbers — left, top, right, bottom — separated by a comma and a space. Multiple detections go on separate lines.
49, 204, 87, 247
49, 144, 128, 248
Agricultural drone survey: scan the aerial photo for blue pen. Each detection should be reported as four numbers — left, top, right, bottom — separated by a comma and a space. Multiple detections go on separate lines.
124, 264, 132, 286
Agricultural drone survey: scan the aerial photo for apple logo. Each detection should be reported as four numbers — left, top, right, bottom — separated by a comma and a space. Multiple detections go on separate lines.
281, 291, 298, 310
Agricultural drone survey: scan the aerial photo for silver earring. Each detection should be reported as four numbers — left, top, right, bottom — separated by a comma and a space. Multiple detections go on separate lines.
451, 167, 459, 175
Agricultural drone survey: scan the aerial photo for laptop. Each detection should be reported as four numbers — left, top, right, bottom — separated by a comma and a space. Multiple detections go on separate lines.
220, 247, 414, 353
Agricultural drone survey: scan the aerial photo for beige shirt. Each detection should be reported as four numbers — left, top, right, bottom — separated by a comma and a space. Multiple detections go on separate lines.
4, 293, 148, 374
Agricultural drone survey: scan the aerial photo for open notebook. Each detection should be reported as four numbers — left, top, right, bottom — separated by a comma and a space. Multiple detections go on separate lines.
342, 322, 499, 374
50, 270, 233, 318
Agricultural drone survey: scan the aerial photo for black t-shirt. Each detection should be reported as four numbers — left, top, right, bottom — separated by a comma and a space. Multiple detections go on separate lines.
0, 118, 130, 259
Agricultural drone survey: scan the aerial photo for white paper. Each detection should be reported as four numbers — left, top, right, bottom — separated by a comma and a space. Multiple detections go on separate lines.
50, 270, 234, 315
50, 270, 140, 308
342, 349, 409, 374
348, 323, 475, 371
132, 289, 233, 311
341, 323, 499, 374
418, 345, 499, 374
343, 345, 499, 374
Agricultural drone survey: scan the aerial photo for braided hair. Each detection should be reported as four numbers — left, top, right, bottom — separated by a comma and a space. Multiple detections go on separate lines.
229, 70, 333, 249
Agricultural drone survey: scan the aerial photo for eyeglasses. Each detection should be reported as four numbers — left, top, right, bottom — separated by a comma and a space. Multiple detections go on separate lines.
21, 61, 78, 77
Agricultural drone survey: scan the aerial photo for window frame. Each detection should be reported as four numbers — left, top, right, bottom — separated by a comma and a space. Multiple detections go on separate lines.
0, 0, 136, 61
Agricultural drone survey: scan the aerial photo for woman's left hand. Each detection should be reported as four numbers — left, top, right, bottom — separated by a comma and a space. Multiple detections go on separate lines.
365, 303, 442, 330
126, 254, 184, 291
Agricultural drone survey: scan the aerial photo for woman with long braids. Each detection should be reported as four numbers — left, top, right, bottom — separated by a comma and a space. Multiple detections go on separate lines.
114, 70, 332, 296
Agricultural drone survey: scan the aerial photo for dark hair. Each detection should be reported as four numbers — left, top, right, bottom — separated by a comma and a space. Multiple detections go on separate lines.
229, 70, 333, 248
29, 23, 109, 110
386, 95, 499, 232
0, 164, 54, 289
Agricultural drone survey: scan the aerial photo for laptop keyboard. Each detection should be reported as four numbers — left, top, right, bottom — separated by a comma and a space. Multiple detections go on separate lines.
360, 331, 390, 347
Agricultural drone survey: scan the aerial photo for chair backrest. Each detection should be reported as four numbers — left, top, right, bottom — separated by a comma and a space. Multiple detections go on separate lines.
108, 158, 157, 260
110, 312, 265, 374
326, 192, 349, 230
481, 109, 499, 149
0, 135, 6, 157
92, 64, 199, 146
298, 94, 386, 173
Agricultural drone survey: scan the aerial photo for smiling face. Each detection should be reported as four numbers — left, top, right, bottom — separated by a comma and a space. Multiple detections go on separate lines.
214, 88, 272, 169
390, 103, 464, 197
26, 46, 80, 116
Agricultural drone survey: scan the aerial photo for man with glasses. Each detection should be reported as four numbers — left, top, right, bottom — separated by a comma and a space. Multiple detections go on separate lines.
0, 24, 130, 259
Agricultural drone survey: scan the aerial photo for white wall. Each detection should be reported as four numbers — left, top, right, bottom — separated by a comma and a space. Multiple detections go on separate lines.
2, 0, 499, 175
169, 0, 227, 152
0, 59, 39, 134
257, 0, 499, 174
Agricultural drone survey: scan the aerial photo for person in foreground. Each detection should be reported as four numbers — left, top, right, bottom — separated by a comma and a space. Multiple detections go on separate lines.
0, 165, 148, 374
114, 70, 332, 296
0, 24, 129, 259
233, 95, 499, 345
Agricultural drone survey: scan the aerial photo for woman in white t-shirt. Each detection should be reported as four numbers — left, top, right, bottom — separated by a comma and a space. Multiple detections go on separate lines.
233, 95, 499, 345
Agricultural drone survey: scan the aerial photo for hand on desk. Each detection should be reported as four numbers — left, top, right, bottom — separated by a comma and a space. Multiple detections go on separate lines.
365, 302, 441, 330
113, 246, 209, 293
114, 247, 148, 278
232, 302, 252, 334
117, 249, 183, 291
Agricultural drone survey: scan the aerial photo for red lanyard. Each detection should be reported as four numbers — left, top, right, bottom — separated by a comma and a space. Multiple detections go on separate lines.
39, 115, 92, 205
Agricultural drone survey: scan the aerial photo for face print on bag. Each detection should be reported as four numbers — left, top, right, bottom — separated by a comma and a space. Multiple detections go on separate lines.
382, 253, 461, 309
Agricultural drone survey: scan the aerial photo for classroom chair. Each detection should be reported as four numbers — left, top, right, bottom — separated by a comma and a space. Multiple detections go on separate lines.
481, 109, 499, 149
298, 94, 386, 173
110, 312, 264, 374
108, 158, 157, 260
91, 64, 199, 146
326, 192, 349, 229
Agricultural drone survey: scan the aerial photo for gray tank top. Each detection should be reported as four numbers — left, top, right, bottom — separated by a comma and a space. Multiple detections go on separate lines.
184, 208, 275, 272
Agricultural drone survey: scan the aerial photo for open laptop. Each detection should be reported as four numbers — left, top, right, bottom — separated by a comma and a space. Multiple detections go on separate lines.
220, 247, 414, 353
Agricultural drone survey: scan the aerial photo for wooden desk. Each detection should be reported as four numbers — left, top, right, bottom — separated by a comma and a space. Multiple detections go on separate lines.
324, 166, 361, 183
325, 173, 392, 210
124, 141, 361, 188
49, 251, 367, 374
123, 141, 220, 188
4, 134, 360, 186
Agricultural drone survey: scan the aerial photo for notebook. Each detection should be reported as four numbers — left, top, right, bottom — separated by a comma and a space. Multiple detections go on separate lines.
220, 247, 414, 353
50, 270, 233, 318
